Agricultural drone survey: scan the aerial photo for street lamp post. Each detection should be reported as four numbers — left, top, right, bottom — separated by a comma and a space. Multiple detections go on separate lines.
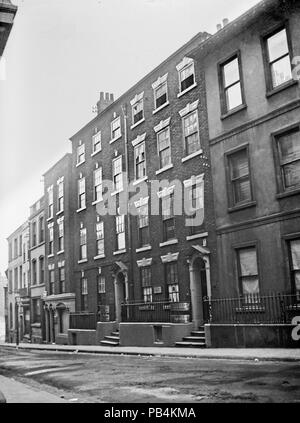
15, 296, 20, 347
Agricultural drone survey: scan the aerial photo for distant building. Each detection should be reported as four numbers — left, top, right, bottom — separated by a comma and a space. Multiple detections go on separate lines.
43, 154, 76, 345
6, 221, 29, 343
0, 0, 17, 56
29, 197, 46, 343
0, 273, 8, 342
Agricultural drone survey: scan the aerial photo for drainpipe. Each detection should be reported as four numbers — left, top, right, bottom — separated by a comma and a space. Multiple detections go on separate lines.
121, 104, 134, 305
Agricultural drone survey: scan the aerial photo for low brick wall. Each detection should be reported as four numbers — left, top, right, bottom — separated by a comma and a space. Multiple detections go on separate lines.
205, 324, 300, 348
68, 329, 97, 345
120, 323, 193, 347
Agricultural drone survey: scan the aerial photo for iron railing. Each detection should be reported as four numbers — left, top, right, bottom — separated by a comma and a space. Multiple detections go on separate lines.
121, 300, 191, 323
69, 312, 98, 330
203, 293, 300, 324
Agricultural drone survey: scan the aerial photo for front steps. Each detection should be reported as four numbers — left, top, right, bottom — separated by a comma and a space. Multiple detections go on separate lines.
175, 327, 206, 348
100, 329, 120, 346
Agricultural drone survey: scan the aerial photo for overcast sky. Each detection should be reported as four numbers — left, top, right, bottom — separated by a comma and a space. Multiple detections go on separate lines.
0, 0, 260, 275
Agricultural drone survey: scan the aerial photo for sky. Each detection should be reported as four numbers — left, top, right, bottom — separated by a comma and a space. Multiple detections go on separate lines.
0, 0, 260, 275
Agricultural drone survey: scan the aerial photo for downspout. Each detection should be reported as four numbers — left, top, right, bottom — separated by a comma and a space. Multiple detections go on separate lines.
121, 104, 134, 305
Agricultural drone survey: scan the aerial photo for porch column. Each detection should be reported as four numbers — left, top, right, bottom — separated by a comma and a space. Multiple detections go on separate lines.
203, 256, 212, 299
188, 261, 200, 330
114, 276, 121, 323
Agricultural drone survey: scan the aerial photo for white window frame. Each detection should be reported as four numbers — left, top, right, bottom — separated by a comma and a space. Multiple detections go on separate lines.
111, 116, 121, 142
93, 167, 103, 202
116, 214, 125, 252
96, 221, 105, 257
77, 143, 85, 165
176, 57, 196, 97
79, 227, 87, 260
92, 130, 102, 155
78, 176, 86, 210
152, 73, 169, 113
112, 155, 123, 193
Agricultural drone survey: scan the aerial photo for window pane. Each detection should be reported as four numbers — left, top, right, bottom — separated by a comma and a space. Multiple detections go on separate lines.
271, 55, 292, 88
233, 179, 251, 203
239, 248, 258, 276
242, 277, 259, 295
267, 29, 289, 62
291, 240, 300, 270
279, 130, 300, 163
283, 161, 300, 188
226, 82, 242, 110
230, 150, 249, 179
223, 58, 240, 88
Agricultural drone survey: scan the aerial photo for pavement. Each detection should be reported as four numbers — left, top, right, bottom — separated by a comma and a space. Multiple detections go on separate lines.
1, 341, 299, 362
0, 375, 67, 403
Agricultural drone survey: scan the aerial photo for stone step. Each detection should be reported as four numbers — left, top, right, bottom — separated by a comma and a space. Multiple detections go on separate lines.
111, 331, 119, 337
191, 331, 205, 336
100, 340, 119, 346
175, 341, 206, 348
183, 336, 206, 342
104, 335, 120, 341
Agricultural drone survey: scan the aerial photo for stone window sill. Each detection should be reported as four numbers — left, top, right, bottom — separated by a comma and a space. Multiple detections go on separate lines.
78, 259, 88, 264
132, 176, 148, 186
266, 79, 298, 98
153, 101, 170, 115
228, 201, 256, 213
136, 245, 152, 253
177, 82, 197, 98
113, 249, 126, 256
94, 254, 105, 260
91, 149, 101, 157
76, 160, 85, 168
221, 103, 247, 120
181, 150, 203, 163
186, 232, 208, 241
109, 134, 122, 144
159, 239, 178, 248
131, 118, 145, 130
155, 164, 173, 175
276, 188, 300, 200
76, 206, 87, 213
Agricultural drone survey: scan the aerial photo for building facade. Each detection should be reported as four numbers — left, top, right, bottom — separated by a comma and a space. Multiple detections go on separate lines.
192, 0, 300, 347
43, 154, 76, 345
68, 28, 218, 347
6, 221, 30, 343
28, 197, 46, 343
0, 273, 8, 342
5, 0, 300, 348
0, 0, 17, 56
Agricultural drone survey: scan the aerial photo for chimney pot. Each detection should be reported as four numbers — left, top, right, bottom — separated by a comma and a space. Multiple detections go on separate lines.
96, 91, 115, 115
223, 18, 229, 27
217, 23, 222, 31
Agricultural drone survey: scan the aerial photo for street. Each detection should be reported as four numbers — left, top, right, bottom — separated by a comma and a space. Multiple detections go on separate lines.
0, 346, 299, 403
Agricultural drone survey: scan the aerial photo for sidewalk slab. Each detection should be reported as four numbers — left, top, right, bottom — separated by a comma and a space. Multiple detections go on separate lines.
1, 342, 299, 362
0, 375, 67, 403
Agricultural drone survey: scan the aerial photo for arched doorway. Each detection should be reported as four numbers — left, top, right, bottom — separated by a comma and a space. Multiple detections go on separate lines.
189, 252, 211, 329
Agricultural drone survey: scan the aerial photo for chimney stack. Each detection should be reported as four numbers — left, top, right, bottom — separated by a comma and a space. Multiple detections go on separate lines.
97, 91, 114, 114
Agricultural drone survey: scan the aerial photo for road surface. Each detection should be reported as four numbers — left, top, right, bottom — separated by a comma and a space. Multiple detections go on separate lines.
0, 346, 299, 403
